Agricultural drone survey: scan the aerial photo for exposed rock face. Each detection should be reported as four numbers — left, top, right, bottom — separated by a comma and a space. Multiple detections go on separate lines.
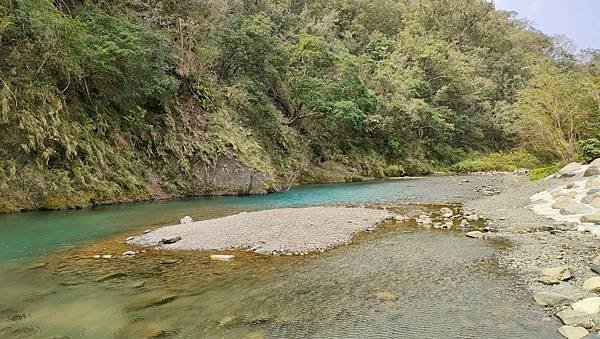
538, 267, 572, 285
557, 325, 589, 339
190, 155, 271, 196
533, 291, 575, 306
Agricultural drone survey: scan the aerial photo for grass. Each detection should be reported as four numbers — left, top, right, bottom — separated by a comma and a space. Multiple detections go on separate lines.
450, 150, 541, 173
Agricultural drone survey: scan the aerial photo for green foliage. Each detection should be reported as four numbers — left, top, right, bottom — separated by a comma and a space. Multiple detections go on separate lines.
0, 0, 596, 212
581, 138, 600, 163
528, 164, 559, 181
450, 150, 541, 173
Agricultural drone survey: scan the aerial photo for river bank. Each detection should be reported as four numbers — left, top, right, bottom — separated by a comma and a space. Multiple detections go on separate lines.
466, 162, 600, 337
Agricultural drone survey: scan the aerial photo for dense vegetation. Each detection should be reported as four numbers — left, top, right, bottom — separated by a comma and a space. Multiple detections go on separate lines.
1, 0, 599, 212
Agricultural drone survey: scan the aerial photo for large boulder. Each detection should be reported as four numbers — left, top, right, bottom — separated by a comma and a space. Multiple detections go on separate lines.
587, 177, 600, 190
557, 325, 589, 339
582, 193, 600, 208
584, 166, 600, 177
533, 291, 575, 306
591, 258, 600, 275
572, 297, 600, 315
552, 189, 578, 199
560, 201, 593, 215
583, 277, 600, 292
559, 163, 585, 178
553, 196, 574, 209
539, 266, 573, 285
581, 215, 600, 224
590, 158, 600, 167
556, 308, 596, 328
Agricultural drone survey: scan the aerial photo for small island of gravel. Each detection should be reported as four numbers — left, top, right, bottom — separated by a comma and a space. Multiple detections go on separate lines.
129, 206, 396, 254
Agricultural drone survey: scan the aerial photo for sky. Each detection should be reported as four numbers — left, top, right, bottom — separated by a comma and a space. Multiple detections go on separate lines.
493, 0, 600, 50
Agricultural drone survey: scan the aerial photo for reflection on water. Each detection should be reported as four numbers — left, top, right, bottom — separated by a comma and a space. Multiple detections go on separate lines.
0, 213, 558, 338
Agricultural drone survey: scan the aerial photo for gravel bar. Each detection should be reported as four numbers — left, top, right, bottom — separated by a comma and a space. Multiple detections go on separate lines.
130, 206, 395, 254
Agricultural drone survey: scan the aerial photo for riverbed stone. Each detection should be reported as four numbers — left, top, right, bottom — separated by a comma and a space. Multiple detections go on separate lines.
533, 291, 575, 306
124, 291, 177, 311
553, 196, 574, 209
584, 166, 600, 177
591, 259, 600, 275
587, 178, 600, 190
553, 189, 578, 199
210, 254, 235, 261
375, 291, 398, 301
180, 216, 193, 224
572, 297, 600, 315
582, 193, 600, 203
161, 236, 182, 244
560, 201, 593, 215
583, 277, 600, 292
440, 207, 453, 218
466, 231, 485, 239
558, 325, 589, 339
581, 215, 600, 224
591, 158, 600, 167
27, 263, 48, 270
560, 163, 585, 178
556, 309, 596, 328
538, 266, 572, 285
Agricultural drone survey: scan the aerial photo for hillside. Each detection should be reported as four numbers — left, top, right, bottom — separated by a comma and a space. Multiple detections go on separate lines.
1, 0, 598, 212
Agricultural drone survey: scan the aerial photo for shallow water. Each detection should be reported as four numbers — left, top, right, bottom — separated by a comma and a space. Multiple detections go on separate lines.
0, 178, 558, 338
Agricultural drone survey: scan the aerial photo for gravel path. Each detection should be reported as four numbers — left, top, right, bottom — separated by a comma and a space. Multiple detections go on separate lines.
130, 207, 395, 254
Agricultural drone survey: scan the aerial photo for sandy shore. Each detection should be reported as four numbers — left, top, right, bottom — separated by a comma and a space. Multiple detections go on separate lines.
130, 206, 396, 254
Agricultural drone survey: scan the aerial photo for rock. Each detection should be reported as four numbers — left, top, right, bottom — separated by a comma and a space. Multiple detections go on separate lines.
126, 236, 134, 241
440, 207, 453, 218
124, 291, 177, 311
558, 325, 589, 339
160, 259, 179, 265
586, 177, 600, 190
93, 255, 101, 259
538, 266, 572, 285
131, 281, 145, 288
560, 201, 593, 215
553, 189, 578, 199
179, 216, 193, 224
416, 215, 432, 225
553, 196, 574, 209
533, 291, 575, 306
95, 272, 126, 282
161, 236, 182, 244
122, 251, 136, 257
210, 254, 235, 261
559, 163, 584, 178
101, 255, 113, 259
556, 308, 595, 328
460, 219, 470, 228
143, 229, 152, 234
591, 260, 600, 275
465, 214, 479, 221
582, 193, 600, 203
591, 158, 600, 167
572, 297, 600, 315
513, 168, 531, 175
375, 291, 398, 301
584, 166, 600, 177
466, 231, 485, 239
581, 215, 600, 224
219, 316, 236, 327
583, 277, 600, 292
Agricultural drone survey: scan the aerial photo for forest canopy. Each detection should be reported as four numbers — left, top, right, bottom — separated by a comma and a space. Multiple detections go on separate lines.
0, 0, 599, 212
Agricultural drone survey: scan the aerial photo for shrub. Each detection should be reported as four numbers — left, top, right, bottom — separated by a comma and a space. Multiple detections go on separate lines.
450, 150, 541, 173
528, 164, 559, 181
581, 138, 600, 163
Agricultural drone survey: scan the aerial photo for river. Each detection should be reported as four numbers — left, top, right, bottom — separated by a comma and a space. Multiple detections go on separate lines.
0, 177, 559, 338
